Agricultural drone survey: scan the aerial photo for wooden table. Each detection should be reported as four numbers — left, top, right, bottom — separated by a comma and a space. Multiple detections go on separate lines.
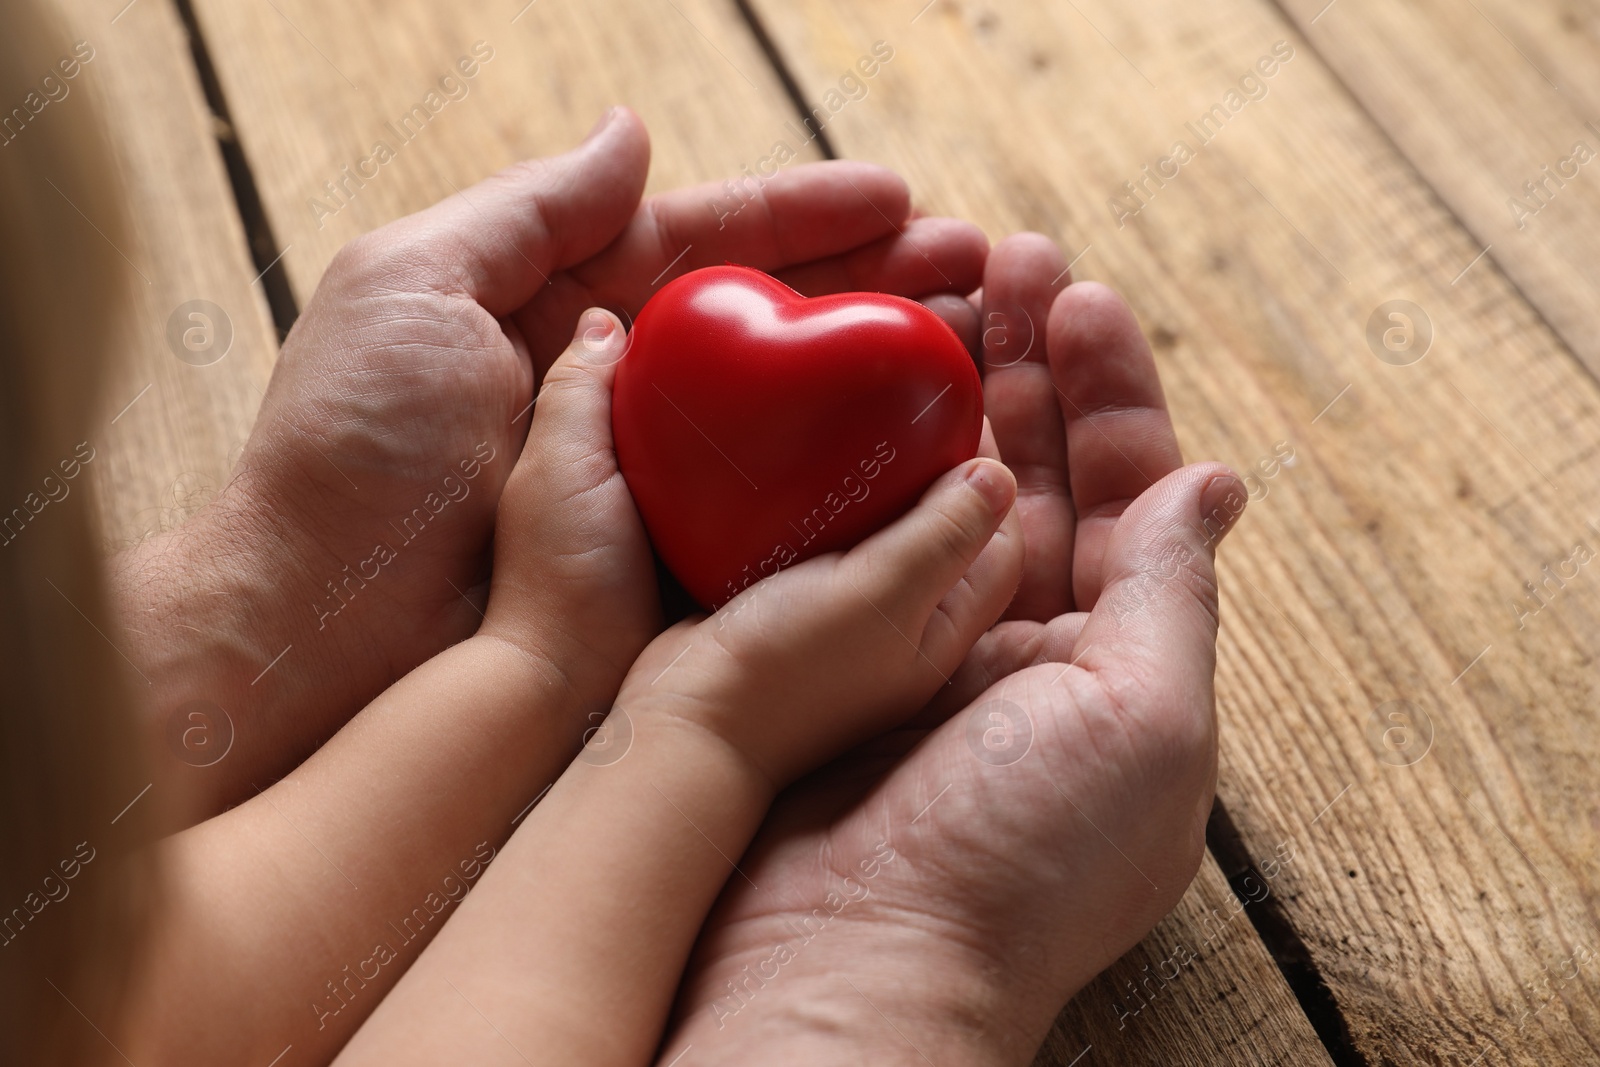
67, 0, 1600, 1062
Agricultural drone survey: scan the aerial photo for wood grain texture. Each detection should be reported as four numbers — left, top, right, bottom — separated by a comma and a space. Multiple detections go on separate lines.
1037, 856, 1336, 1066
52, 0, 277, 550
746, 1, 1600, 1064
187, 0, 828, 305
1276, 0, 1600, 380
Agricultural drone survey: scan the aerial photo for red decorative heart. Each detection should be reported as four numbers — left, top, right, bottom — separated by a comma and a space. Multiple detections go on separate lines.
612, 265, 983, 609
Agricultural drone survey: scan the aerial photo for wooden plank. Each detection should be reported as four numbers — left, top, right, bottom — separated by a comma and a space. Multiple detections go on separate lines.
746, 2, 1600, 1064
51, 0, 277, 549
1038, 856, 1336, 1066
187, 0, 826, 305
1277, 0, 1600, 379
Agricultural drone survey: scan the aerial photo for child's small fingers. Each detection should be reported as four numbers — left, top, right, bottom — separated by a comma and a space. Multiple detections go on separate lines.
843, 456, 1017, 626
918, 418, 1023, 658
922, 493, 1024, 663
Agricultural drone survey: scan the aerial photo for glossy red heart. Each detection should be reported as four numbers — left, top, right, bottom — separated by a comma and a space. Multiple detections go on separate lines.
612, 265, 983, 609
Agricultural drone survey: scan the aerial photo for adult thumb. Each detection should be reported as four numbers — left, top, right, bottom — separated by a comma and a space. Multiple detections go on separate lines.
1073, 463, 1245, 713
362, 107, 650, 315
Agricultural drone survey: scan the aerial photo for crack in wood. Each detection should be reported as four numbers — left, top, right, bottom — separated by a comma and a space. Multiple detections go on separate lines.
728, 0, 838, 159
1207, 797, 1371, 1067
170, 0, 300, 341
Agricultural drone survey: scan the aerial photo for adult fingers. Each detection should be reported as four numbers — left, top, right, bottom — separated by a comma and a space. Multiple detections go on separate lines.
515, 160, 948, 370
1048, 282, 1183, 610
772, 216, 989, 299
982, 234, 1075, 621
919, 293, 981, 358
570, 159, 917, 303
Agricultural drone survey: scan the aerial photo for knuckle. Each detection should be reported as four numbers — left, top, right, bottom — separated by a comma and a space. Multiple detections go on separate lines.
326, 231, 388, 281
494, 156, 554, 192
1096, 667, 1214, 787
1173, 550, 1221, 631
927, 493, 988, 562
327, 226, 428, 291
1122, 542, 1219, 632
328, 218, 477, 297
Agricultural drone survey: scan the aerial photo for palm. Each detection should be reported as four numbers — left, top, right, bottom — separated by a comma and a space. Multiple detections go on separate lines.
662, 240, 1234, 1062
669, 650, 1209, 1037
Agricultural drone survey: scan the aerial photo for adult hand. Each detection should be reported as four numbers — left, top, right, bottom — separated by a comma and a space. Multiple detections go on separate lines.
110, 107, 989, 822
656, 236, 1245, 1066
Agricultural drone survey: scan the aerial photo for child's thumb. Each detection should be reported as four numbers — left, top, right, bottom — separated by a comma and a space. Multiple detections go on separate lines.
518, 308, 628, 469
844, 457, 1017, 620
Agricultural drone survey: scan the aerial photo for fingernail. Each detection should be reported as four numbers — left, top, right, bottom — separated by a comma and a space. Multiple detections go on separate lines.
964, 459, 1017, 516
583, 106, 619, 143
1198, 472, 1247, 544
576, 308, 617, 358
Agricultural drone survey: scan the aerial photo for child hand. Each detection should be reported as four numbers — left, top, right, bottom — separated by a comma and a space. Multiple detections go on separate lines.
619, 420, 1024, 787
476, 308, 661, 706
126, 310, 667, 1066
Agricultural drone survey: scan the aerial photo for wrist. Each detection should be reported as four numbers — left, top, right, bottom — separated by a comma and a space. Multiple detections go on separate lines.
612, 630, 791, 798
551, 654, 784, 822
668, 911, 1060, 1067
673, 944, 1043, 1067
107, 476, 364, 818
477, 609, 641, 718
